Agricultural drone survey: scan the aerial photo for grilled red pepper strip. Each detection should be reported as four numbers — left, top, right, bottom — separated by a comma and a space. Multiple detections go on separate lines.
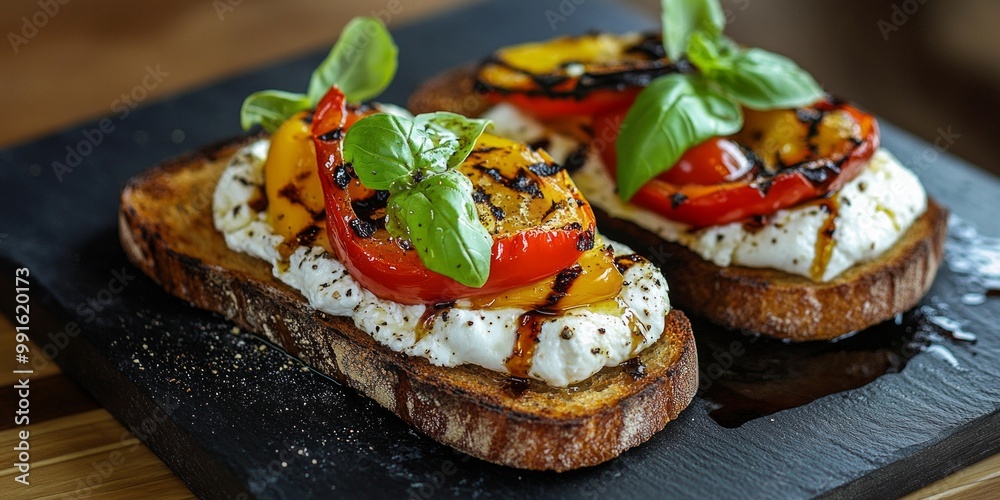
311, 86, 597, 304
594, 99, 879, 227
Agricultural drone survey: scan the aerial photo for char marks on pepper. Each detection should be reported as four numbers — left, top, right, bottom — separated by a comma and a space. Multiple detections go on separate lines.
613, 253, 646, 274
349, 218, 376, 239
475, 32, 686, 99
318, 128, 344, 141
333, 163, 354, 189
577, 228, 596, 251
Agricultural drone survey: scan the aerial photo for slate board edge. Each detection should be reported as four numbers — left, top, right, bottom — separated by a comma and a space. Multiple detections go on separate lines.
827, 408, 1000, 499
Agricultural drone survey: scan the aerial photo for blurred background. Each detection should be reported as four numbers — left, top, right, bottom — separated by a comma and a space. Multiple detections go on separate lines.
1, 0, 998, 177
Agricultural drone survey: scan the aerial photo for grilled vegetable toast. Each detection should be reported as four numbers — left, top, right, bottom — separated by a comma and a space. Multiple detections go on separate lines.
118, 134, 699, 471
409, 65, 948, 341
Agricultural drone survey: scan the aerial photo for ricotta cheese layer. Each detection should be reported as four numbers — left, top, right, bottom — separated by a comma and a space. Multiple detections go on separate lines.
481, 103, 929, 282
212, 140, 671, 387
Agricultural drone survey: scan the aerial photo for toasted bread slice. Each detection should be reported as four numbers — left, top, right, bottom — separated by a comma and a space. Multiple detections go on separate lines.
593, 203, 947, 341
118, 135, 698, 472
409, 67, 949, 341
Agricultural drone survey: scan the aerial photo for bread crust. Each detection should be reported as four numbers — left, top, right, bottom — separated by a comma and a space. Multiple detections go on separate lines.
118, 135, 698, 471
593, 202, 947, 341
409, 68, 949, 341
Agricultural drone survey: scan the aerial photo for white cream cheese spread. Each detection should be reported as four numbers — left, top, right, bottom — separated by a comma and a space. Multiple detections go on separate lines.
212, 140, 671, 387
481, 103, 929, 282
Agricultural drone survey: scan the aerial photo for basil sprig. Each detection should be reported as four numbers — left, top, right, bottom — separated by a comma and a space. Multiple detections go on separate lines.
616, 0, 824, 201
343, 112, 494, 287
240, 16, 398, 132
617, 74, 742, 201
661, 0, 725, 61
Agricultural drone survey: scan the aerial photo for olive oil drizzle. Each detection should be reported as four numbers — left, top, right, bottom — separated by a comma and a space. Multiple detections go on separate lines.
626, 307, 650, 355
505, 312, 547, 378
502, 257, 652, 381
876, 204, 900, 231
810, 197, 840, 281
415, 302, 455, 343
417, 250, 654, 385
415, 308, 436, 343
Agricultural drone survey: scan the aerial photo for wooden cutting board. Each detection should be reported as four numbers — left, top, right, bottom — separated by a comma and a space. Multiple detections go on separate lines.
1, 0, 998, 497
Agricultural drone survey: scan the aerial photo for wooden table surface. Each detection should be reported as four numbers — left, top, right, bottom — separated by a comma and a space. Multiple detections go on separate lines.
1, 0, 998, 498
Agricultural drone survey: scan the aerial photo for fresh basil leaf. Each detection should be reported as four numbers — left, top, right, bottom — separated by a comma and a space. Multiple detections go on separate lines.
414, 129, 459, 174
685, 31, 722, 73
345, 111, 494, 285
684, 30, 740, 77
387, 170, 492, 287
307, 16, 398, 105
415, 112, 493, 169
240, 16, 397, 131
343, 113, 432, 192
712, 48, 824, 110
376, 102, 415, 120
661, 0, 726, 61
616, 74, 743, 201
239, 90, 311, 132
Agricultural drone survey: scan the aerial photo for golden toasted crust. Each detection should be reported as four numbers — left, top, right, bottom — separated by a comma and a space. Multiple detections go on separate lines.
410, 67, 949, 341
118, 135, 698, 471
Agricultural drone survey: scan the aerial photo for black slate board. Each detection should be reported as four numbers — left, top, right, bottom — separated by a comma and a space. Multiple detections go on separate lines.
2, 0, 999, 498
